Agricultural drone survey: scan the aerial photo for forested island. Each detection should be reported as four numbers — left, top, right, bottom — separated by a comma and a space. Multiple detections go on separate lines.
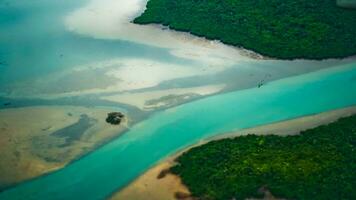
135, 0, 356, 59
170, 115, 356, 200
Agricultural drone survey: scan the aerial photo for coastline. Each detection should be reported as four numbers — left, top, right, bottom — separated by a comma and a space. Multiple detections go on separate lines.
133, 0, 356, 60
111, 106, 356, 200
64, 0, 262, 63
64, 0, 356, 62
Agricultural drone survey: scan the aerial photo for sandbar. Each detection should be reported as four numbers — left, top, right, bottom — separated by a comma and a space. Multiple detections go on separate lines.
0, 106, 128, 190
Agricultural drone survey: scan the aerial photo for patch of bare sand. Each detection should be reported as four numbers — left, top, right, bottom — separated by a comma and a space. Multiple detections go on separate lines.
0, 106, 129, 190
102, 84, 226, 111
111, 161, 192, 200
111, 106, 356, 200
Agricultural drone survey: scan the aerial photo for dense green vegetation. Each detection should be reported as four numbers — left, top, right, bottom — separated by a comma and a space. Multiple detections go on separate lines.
170, 115, 356, 200
135, 0, 356, 59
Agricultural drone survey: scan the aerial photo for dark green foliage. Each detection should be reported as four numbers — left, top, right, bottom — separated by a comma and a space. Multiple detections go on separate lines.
106, 112, 124, 125
170, 115, 356, 200
135, 0, 356, 59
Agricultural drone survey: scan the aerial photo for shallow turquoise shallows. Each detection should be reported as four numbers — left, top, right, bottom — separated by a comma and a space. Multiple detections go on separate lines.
0, 63, 355, 200
0, 0, 180, 86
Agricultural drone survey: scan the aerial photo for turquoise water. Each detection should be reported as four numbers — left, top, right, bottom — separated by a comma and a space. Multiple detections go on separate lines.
1, 0, 356, 199
1, 63, 355, 200
0, 0, 180, 85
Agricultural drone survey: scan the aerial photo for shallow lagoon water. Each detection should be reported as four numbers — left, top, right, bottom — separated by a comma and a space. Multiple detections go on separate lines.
0, 0, 181, 85
1, 63, 355, 200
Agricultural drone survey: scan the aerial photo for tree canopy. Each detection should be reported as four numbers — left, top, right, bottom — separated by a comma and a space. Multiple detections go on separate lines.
170, 115, 356, 200
135, 0, 356, 59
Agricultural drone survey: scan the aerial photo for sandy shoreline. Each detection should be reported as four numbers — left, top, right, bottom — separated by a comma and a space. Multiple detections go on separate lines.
64, 0, 356, 63
65, 0, 253, 64
111, 106, 356, 200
